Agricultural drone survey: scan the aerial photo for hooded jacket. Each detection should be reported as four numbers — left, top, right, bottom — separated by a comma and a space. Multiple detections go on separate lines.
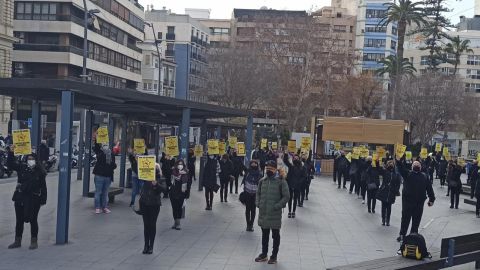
256, 175, 290, 229
283, 155, 307, 190
93, 143, 117, 178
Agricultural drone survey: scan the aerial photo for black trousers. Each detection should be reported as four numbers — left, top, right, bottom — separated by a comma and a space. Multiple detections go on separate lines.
141, 203, 160, 248
305, 180, 311, 199
245, 193, 256, 227
367, 189, 377, 211
400, 202, 424, 236
476, 197, 480, 214
450, 186, 460, 208
440, 175, 446, 187
301, 179, 311, 202
360, 181, 367, 200
288, 188, 300, 213
14, 202, 40, 238
381, 202, 392, 222
333, 169, 337, 182
349, 174, 358, 193
471, 181, 477, 199
220, 181, 229, 201
204, 188, 214, 208
261, 228, 280, 258
170, 196, 184, 219
230, 174, 240, 194
337, 170, 347, 188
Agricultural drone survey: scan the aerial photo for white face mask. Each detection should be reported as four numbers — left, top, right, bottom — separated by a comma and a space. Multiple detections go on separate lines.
177, 164, 184, 170
27, 160, 36, 168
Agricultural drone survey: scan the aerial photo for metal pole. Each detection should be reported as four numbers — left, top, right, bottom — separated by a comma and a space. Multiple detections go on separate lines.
82, 110, 93, 197
246, 116, 253, 165
445, 239, 455, 267
198, 119, 207, 191
119, 117, 128, 188
180, 108, 191, 162
31, 100, 41, 152
154, 124, 160, 161
56, 91, 74, 245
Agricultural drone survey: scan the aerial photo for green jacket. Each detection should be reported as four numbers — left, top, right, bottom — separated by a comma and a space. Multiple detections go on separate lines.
256, 175, 290, 229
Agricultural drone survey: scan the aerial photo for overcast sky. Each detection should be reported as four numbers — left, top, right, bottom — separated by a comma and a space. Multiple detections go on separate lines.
139, 0, 475, 24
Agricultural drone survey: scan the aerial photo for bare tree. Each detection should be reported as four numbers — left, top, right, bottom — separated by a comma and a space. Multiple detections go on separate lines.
333, 74, 383, 118
396, 72, 464, 145
458, 96, 480, 139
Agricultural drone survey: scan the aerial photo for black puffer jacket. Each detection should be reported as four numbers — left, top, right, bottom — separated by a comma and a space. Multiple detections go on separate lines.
140, 175, 166, 206
376, 167, 401, 204
283, 155, 307, 190
202, 158, 218, 189
448, 165, 463, 188
219, 159, 234, 184
402, 171, 435, 204
364, 163, 380, 190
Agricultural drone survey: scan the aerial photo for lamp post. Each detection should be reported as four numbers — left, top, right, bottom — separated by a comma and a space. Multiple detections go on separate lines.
144, 22, 162, 95
77, 2, 100, 180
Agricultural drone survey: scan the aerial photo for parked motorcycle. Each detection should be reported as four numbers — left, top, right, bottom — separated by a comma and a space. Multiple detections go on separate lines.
45, 154, 57, 172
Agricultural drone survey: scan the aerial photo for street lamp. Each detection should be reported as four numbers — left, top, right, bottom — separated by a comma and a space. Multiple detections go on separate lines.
144, 22, 163, 95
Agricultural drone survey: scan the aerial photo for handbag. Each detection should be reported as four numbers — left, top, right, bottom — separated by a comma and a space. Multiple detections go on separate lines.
367, 182, 377, 190
132, 195, 143, 215
239, 191, 247, 205
213, 183, 220, 193
448, 180, 458, 188
181, 200, 186, 219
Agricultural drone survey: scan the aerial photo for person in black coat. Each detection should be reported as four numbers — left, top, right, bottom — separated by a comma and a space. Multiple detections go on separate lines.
7, 150, 47, 250
363, 157, 380, 213
202, 155, 219, 210
187, 149, 196, 183
469, 160, 479, 200
438, 156, 448, 188
37, 140, 49, 165
283, 153, 307, 218
219, 154, 234, 202
140, 164, 166, 254
358, 158, 368, 202
160, 152, 175, 198
333, 152, 339, 184
336, 151, 349, 189
169, 159, 191, 230
301, 151, 315, 202
230, 151, 245, 194
349, 158, 360, 195
376, 160, 401, 226
475, 171, 480, 218
397, 161, 435, 242
93, 143, 117, 214
448, 161, 463, 209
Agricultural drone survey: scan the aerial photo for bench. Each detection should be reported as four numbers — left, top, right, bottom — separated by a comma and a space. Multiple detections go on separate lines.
464, 198, 477, 206
87, 187, 124, 203
461, 184, 472, 196
327, 232, 480, 270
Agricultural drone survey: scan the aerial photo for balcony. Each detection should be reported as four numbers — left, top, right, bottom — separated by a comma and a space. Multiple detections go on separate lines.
163, 80, 169, 86
165, 49, 175, 57
14, 43, 84, 56
166, 33, 176, 41
191, 36, 198, 43
170, 80, 175, 87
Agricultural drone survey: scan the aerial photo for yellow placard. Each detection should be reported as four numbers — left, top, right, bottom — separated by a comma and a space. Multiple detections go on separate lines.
420, 147, 428, 159
405, 151, 412, 160
137, 155, 156, 181
346, 152, 352, 162
445, 152, 451, 161
301, 137, 311, 150
164, 136, 179, 157
395, 143, 406, 159
376, 146, 386, 158
271, 142, 278, 150
443, 147, 449, 156
458, 157, 466, 167
261, 138, 268, 149
12, 129, 32, 156
435, 143, 442, 152
477, 153, 480, 163
237, 142, 245, 156
96, 126, 109, 144
372, 153, 378, 167
228, 136, 237, 148
133, 138, 145, 155
288, 140, 297, 153
334, 141, 341, 150
219, 141, 226, 155
360, 148, 369, 158
194, 145, 203, 157
353, 147, 360, 155
208, 139, 219, 155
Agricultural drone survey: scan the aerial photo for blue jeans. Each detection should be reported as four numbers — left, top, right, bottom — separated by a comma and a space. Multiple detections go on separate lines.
130, 175, 144, 205
94, 175, 112, 209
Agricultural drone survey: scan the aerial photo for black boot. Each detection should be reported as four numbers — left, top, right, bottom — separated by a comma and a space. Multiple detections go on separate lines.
8, 237, 21, 249
29, 237, 38, 250
147, 241, 154, 254
386, 217, 390, 226
382, 218, 385, 226
142, 243, 149, 254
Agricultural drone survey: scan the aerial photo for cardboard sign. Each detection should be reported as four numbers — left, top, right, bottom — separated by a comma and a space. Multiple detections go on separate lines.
194, 145, 203, 157
288, 140, 297, 153
271, 141, 278, 150
420, 147, 428, 159
372, 153, 378, 167
301, 137, 311, 150
443, 147, 449, 156
133, 138, 145, 155
219, 141, 226, 155
405, 151, 412, 160
165, 136, 179, 157
96, 126, 109, 144
334, 141, 341, 150
208, 139, 219, 155
445, 152, 451, 161
435, 143, 442, 152
477, 153, 480, 163
346, 152, 352, 162
376, 146, 386, 158
12, 129, 32, 155
261, 138, 268, 149
458, 157, 466, 167
137, 155, 156, 181
360, 148, 369, 158
237, 142, 245, 156
228, 136, 237, 148
395, 143, 406, 159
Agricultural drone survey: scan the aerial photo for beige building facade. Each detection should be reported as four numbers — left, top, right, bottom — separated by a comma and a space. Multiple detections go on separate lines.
0, 0, 15, 135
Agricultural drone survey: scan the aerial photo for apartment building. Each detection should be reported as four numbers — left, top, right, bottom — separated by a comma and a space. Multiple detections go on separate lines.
0, 0, 15, 134
198, 18, 231, 49
145, 8, 209, 102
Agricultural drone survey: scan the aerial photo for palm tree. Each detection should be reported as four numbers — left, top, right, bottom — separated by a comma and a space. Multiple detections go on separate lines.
376, 55, 417, 77
443, 35, 473, 75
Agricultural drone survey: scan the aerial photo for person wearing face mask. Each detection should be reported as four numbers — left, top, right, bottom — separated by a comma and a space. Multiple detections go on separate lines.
243, 160, 262, 231
283, 153, 307, 218
160, 152, 175, 198
255, 160, 290, 265
447, 160, 463, 209
93, 142, 117, 214
376, 160, 402, 226
169, 159, 190, 230
202, 155, 220, 210
396, 161, 435, 243
437, 156, 448, 188
230, 151, 244, 194
364, 156, 380, 213
219, 154, 234, 202
7, 149, 47, 250
187, 149, 196, 183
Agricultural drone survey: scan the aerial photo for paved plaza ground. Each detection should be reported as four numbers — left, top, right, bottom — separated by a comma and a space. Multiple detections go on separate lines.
0, 169, 479, 270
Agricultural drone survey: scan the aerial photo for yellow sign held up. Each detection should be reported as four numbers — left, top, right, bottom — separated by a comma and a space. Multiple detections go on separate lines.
228, 136, 237, 148
372, 153, 378, 167
376, 146, 386, 158
352, 147, 360, 159
194, 145, 203, 157
334, 141, 341, 150
165, 136, 179, 157
133, 138, 146, 155
420, 148, 428, 159
208, 139, 220, 155
405, 151, 412, 160
219, 141, 226, 155
12, 129, 32, 156
271, 142, 278, 150
477, 153, 480, 163
96, 126, 109, 144
360, 148, 369, 158
445, 152, 451, 161
237, 142, 245, 156
301, 137, 311, 151
395, 143, 407, 160
138, 156, 156, 181
443, 147, 449, 156
288, 140, 297, 153
346, 152, 352, 162
435, 143, 442, 152
261, 138, 268, 149
458, 157, 466, 167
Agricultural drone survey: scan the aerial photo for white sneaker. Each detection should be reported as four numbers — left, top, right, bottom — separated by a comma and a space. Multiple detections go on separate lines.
103, 208, 111, 214
95, 208, 102, 214
362, 200, 365, 204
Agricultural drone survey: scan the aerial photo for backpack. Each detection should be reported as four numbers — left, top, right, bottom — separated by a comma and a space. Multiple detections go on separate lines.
400, 233, 431, 260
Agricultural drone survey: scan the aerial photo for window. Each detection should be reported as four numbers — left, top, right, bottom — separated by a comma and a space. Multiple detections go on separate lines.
467, 69, 480, 79
465, 83, 480, 93
210, 27, 230, 35
391, 40, 397, 50
32, 3, 41, 20
392, 26, 398, 35
333, 25, 346, 32
334, 40, 345, 46
366, 9, 387, 18
349, 40, 353, 47
350, 26, 354, 33
364, 39, 386, 48
144, 54, 150, 66
441, 67, 455, 75
157, 32, 162, 40
420, 56, 429, 65
15, 2, 56, 21
167, 26, 175, 34
363, 53, 385, 62
365, 26, 387, 33
467, 55, 480, 65
318, 24, 330, 31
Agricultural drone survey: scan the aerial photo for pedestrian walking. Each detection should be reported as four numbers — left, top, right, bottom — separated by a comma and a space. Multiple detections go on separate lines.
219, 154, 234, 202
37, 140, 49, 167
129, 152, 144, 207
475, 171, 480, 218
202, 155, 219, 210
376, 160, 401, 226
336, 151, 349, 189
230, 151, 244, 194
469, 160, 478, 199
358, 158, 368, 203
349, 158, 360, 195
364, 157, 380, 213
448, 161, 463, 209
243, 160, 262, 232
301, 151, 315, 203
7, 150, 47, 250
188, 149, 196, 183
160, 153, 175, 198
93, 143, 116, 214
140, 164, 166, 254
254, 160, 290, 265
169, 159, 191, 230
283, 153, 306, 218
446, 160, 454, 197
333, 152, 339, 184
397, 161, 435, 242
438, 156, 447, 188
